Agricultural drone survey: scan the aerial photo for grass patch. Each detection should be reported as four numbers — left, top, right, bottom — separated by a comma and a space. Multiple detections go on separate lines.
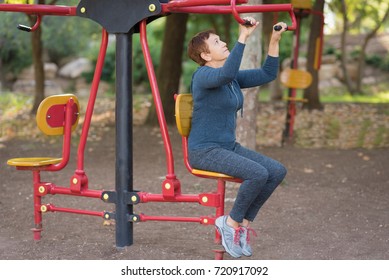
258, 82, 389, 104
0, 93, 33, 120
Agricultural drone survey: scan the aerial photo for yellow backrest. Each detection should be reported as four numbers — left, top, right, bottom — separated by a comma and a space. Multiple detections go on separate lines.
36, 94, 80, 136
280, 68, 312, 89
291, 0, 312, 9
175, 94, 193, 137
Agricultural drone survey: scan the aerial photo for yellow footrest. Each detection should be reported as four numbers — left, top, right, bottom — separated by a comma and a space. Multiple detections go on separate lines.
7, 157, 62, 167
192, 168, 235, 179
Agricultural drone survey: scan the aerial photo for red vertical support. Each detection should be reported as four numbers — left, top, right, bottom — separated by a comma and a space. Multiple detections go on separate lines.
213, 179, 226, 259
32, 171, 43, 240
285, 15, 302, 140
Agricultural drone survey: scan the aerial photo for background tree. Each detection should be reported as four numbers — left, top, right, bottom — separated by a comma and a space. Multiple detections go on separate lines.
236, 0, 262, 149
302, 0, 324, 110
329, 0, 389, 94
146, 13, 188, 125
3, 0, 47, 114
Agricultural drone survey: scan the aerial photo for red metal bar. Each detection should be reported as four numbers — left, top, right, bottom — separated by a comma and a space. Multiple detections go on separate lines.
139, 192, 200, 203
168, 0, 247, 8
45, 204, 106, 218
0, 4, 76, 16
24, 14, 42, 32
139, 20, 176, 177
139, 214, 203, 223
162, 3, 297, 30
214, 179, 225, 244
182, 136, 193, 173
46, 98, 74, 171
47, 185, 103, 198
288, 16, 302, 138
32, 171, 43, 240
77, 29, 109, 171
230, 0, 244, 25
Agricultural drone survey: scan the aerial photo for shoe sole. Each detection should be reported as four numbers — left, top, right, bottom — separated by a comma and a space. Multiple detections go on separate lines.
215, 218, 241, 258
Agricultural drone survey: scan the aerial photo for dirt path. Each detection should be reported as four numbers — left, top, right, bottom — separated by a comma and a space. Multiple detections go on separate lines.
0, 125, 388, 260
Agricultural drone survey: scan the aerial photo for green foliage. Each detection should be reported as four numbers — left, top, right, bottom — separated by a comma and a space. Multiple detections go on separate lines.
0, 13, 32, 75
0, 92, 31, 113
82, 41, 116, 84
43, 16, 101, 64
366, 53, 389, 72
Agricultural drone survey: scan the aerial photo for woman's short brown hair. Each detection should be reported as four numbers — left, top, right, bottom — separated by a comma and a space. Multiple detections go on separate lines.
187, 29, 215, 66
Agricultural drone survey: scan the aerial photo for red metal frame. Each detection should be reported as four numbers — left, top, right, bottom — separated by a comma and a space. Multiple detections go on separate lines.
73, 29, 109, 190
286, 7, 325, 139
0, 4, 76, 15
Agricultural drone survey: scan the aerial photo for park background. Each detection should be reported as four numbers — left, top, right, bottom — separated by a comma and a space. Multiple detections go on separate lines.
0, 0, 388, 260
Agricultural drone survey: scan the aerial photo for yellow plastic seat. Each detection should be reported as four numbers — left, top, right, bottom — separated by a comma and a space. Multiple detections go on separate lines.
280, 68, 312, 89
7, 157, 62, 167
7, 94, 80, 170
175, 93, 239, 181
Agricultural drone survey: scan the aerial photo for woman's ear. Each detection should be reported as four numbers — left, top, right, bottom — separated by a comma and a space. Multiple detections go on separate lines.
200, 52, 211, 62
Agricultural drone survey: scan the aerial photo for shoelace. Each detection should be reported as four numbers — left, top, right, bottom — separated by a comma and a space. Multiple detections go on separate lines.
233, 227, 244, 245
245, 227, 257, 243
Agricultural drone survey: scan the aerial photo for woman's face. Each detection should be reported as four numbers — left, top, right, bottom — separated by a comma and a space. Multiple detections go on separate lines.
203, 33, 230, 64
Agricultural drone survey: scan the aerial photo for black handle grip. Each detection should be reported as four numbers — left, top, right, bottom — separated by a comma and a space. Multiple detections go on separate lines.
243, 20, 254, 27
274, 25, 288, 31
17, 24, 32, 32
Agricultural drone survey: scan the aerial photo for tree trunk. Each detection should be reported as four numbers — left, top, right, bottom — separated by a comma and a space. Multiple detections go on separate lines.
236, 0, 262, 150
30, 15, 45, 114
145, 13, 188, 125
339, 0, 356, 94
263, 0, 283, 101
302, 0, 324, 111
355, 7, 389, 93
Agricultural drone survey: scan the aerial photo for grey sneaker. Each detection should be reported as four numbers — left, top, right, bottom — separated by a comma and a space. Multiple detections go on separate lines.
240, 226, 257, 257
215, 215, 243, 258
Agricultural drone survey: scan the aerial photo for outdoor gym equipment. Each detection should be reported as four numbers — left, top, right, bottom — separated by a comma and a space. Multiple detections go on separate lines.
2, 0, 295, 259
280, 0, 325, 141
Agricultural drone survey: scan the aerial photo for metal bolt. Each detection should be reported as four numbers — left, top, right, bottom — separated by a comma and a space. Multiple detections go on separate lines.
131, 196, 137, 202
80, 7, 86, 13
149, 4, 156, 12
38, 186, 45, 193
72, 178, 78, 184
165, 183, 171, 190
103, 193, 109, 200
40, 205, 47, 212
202, 196, 208, 203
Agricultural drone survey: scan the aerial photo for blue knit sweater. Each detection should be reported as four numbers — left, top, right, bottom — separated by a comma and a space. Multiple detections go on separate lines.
188, 41, 279, 151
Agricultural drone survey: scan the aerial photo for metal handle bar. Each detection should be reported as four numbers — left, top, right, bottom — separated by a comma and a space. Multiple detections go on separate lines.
163, 2, 296, 31
0, 4, 76, 15
17, 14, 42, 32
168, 0, 248, 8
230, 0, 295, 30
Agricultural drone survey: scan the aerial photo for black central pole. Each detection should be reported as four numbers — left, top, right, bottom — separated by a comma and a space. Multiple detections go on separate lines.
115, 30, 134, 248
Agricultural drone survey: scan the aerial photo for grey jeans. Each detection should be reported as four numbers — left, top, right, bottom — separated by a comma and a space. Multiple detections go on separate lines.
189, 143, 287, 223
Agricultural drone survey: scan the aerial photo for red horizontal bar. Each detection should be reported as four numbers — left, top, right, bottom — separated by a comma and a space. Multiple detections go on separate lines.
45, 204, 105, 218
139, 192, 200, 203
139, 214, 202, 223
167, 0, 247, 8
164, 3, 293, 13
48, 185, 103, 198
0, 4, 76, 16
163, 4, 296, 30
